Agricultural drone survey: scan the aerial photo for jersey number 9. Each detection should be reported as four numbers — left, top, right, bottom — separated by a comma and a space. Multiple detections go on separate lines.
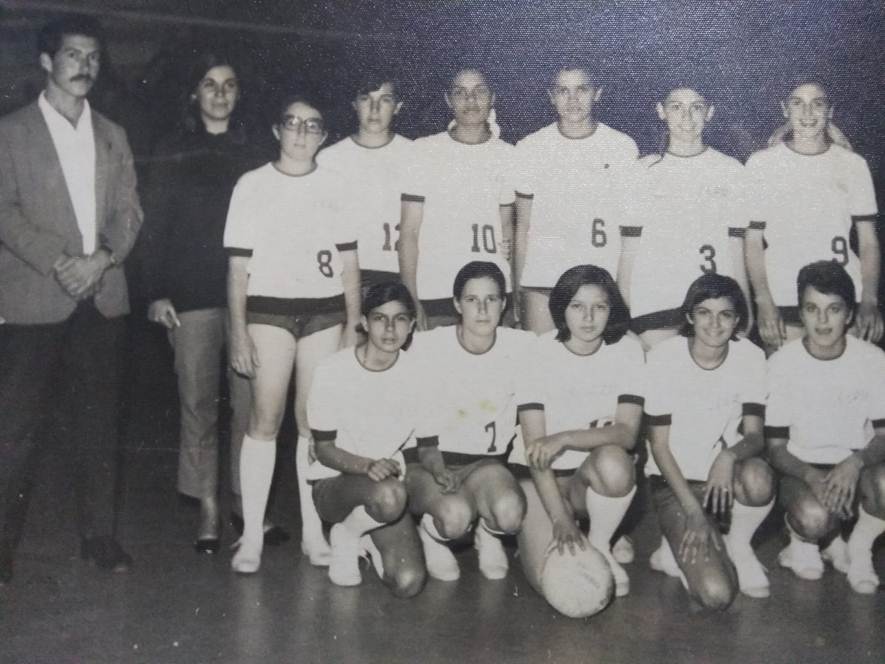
831, 236, 848, 266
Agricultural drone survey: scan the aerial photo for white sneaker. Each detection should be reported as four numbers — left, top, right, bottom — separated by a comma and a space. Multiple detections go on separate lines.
777, 540, 824, 581
474, 523, 508, 580
821, 536, 850, 574
359, 534, 384, 579
649, 539, 681, 578
301, 537, 332, 567
612, 535, 635, 565
419, 524, 460, 581
231, 537, 263, 574
725, 540, 770, 599
846, 548, 880, 595
328, 524, 361, 587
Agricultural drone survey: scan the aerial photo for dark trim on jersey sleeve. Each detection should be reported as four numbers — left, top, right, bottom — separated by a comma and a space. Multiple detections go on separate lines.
401, 193, 425, 203
619, 394, 645, 406
500, 202, 514, 209
764, 425, 789, 439
728, 227, 746, 238
620, 226, 642, 238
403, 447, 419, 463
336, 241, 358, 252
742, 403, 765, 418
416, 435, 439, 448
645, 413, 671, 426
851, 213, 878, 224
517, 403, 544, 413
226, 247, 253, 257
515, 191, 534, 199
311, 429, 337, 443
748, 221, 766, 231
871, 418, 885, 429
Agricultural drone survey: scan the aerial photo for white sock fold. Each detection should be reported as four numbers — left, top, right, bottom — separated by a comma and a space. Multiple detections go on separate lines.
342, 505, 384, 538
239, 434, 276, 546
726, 499, 774, 554
848, 505, 885, 555
421, 513, 450, 541
585, 485, 637, 552
296, 436, 326, 545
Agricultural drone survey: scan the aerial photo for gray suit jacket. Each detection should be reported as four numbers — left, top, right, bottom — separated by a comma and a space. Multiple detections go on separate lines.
0, 100, 143, 324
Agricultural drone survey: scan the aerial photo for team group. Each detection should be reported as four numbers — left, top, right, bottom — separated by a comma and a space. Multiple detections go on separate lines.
1, 15, 883, 618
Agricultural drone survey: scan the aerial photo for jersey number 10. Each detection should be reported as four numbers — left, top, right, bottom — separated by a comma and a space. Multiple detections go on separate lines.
471, 224, 498, 254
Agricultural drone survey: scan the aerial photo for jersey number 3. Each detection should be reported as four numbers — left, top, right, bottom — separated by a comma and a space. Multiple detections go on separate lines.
699, 244, 717, 274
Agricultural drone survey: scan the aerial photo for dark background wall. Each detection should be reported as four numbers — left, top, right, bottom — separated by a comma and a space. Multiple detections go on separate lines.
1, 0, 883, 300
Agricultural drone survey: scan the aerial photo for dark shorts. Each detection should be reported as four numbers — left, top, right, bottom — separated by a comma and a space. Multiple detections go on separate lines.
509, 463, 575, 481
631, 308, 684, 335
247, 294, 345, 340
649, 474, 730, 529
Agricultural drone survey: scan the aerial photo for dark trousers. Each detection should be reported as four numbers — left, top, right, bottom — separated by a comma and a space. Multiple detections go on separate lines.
0, 301, 125, 547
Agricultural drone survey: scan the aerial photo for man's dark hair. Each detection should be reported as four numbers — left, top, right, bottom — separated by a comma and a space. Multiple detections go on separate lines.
38, 14, 104, 57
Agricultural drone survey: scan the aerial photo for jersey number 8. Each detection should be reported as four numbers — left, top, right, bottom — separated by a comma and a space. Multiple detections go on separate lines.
317, 250, 334, 278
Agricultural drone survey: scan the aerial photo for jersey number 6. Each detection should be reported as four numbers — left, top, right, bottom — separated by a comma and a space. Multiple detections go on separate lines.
591, 218, 607, 248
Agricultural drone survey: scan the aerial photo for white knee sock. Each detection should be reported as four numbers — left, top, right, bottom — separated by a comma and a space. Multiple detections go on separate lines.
342, 505, 384, 538
296, 436, 326, 546
239, 434, 276, 546
585, 485, 637, 553
848, 505, 885, 557
726, 499, 774, 555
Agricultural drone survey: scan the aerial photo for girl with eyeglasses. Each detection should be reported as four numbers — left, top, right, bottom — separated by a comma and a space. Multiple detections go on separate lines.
644, 273, 774, 607
617, 85, 750, 352
399, 67, 516, 330
223, 95, 361, 574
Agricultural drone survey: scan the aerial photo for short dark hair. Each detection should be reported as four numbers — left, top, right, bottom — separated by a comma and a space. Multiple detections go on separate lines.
359, 281, 417, 350
275, 94, 324, 126
549, 62, 598, 88
797, 261, 856, 317
354, 72, 398, 100
452, 261, 506, 300
679, 273, 749, 339
38, 14, 104, 57
548, 264, 629, 344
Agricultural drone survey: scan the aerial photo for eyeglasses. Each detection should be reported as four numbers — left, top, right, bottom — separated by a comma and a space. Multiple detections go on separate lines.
279, 115, 325, 134
449, 85, 492, 103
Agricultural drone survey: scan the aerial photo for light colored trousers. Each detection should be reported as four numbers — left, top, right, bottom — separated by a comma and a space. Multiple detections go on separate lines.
170, 308, 250, 500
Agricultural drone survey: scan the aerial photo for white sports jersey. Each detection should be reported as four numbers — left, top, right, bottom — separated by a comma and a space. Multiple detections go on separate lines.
644, 336, 767, 481
411, 326, 537, 457
402, 131, 515, 300
515, 123, 638, 287
223, 163, 357, 299
317, 135, 413, 275
745, 143, 878, 306
511, 332, 645, 471
766, 336, 885, 464
306, 347, 422, 480
624, 149, 746, 319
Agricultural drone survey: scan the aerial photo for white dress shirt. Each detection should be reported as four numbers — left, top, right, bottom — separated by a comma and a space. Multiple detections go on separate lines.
38, 92, 97, 254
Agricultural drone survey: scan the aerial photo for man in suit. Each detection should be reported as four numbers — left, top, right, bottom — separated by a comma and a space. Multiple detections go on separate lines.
0, 14, 143, 583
